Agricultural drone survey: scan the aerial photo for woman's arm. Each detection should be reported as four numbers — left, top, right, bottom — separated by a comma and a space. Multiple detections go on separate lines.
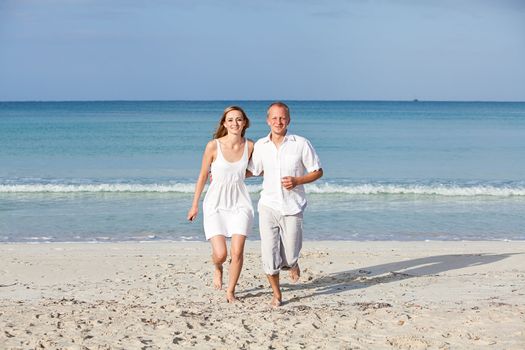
187, 141, 216, 221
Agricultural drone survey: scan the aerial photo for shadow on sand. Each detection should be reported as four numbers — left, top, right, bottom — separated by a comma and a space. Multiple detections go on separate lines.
272, 252, 521, 303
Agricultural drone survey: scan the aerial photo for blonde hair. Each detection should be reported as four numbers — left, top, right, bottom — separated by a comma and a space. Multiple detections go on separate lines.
213, 106, 250, 139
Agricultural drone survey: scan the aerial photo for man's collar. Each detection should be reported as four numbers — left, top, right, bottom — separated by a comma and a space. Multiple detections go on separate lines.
262, 132, 296, 143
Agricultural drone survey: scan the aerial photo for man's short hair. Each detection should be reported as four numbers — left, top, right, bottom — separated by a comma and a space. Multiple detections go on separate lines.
267, 101, 290, 118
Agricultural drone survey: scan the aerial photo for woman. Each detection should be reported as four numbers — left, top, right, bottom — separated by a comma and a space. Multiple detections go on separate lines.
187, 106, 254, 303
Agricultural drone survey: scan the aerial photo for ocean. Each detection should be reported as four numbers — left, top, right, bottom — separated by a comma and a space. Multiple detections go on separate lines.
1, 101, 524, 242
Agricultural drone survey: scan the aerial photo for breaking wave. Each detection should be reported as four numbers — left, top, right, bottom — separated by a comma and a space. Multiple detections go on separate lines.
1, 181, 524, 196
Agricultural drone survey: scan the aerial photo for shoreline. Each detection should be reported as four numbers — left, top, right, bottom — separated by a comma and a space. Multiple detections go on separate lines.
1, 238, 524, 245
1, 241, 524, 348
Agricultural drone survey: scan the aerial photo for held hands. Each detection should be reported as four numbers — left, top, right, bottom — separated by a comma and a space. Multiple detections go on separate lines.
187, 207, 198, 222
281, 176, 298, 190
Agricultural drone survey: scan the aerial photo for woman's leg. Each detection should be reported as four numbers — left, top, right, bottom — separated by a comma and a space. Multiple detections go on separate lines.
226, 234, 246, 302
209, 235, 227, 290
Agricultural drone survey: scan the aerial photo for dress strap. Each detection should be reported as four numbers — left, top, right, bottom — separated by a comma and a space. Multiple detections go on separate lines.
215, 139, 224, 160
242, 138, 248, 160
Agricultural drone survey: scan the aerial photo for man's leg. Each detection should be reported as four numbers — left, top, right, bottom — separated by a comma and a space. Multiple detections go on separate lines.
259, 205, 283, 305
266, 273, 282, 307
280, 212, 303, 283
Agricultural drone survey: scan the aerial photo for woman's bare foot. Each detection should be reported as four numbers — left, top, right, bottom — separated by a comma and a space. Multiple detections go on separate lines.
226, 290, 237, 303
270, 296, 282, 307
289, 264, 300, 283
213, 265, 223, 290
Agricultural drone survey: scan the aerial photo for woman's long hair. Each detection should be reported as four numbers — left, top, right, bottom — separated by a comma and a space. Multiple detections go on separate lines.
213, 106, 250, 139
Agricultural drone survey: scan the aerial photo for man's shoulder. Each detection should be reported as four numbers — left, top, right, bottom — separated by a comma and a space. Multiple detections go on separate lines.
288, 133, 308, 143
254, 136, 270, 147
288, 134, 314, 147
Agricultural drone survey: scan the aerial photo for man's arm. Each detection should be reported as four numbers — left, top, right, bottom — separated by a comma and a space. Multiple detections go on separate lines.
245, 170, 264, 178
281, 168, 323, 190
247, 141, 263, 177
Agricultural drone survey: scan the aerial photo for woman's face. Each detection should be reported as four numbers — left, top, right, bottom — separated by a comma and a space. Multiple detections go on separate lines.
223, 110, 246, 135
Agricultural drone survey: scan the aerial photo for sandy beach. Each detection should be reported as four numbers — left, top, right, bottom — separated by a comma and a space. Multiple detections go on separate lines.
1, 241, 524, 349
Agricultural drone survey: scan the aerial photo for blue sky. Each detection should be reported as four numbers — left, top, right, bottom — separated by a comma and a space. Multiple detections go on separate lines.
0, 0, 524, 101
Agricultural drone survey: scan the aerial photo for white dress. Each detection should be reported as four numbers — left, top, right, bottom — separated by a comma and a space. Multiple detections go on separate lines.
203, 139, 254, 240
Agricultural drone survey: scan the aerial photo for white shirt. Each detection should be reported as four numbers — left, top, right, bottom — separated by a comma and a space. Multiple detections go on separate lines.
248, 132, 322, 215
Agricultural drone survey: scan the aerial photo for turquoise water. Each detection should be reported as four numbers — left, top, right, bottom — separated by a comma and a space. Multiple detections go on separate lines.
1, 101, 524, 242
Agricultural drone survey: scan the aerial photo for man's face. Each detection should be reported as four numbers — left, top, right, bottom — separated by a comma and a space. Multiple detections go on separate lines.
266, 106, 290, 136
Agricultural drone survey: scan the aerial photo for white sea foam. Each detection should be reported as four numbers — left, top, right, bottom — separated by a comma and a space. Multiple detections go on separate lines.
26, 236, 53, 241
305, 183, 525, 197
0, 183, 197, 193
1, 182, 524, 196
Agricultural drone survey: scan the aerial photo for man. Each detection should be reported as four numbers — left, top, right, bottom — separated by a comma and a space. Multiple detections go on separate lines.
248, 101, 323, 307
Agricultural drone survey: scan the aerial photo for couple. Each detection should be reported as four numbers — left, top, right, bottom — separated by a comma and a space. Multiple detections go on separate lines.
187, 102, 323, 306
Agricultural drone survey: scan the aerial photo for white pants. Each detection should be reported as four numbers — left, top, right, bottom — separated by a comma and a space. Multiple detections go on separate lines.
258, 204, 303, 275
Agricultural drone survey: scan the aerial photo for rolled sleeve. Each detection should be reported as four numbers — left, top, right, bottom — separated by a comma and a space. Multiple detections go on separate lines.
248, 144, 263, 176
302, 139, 321, 173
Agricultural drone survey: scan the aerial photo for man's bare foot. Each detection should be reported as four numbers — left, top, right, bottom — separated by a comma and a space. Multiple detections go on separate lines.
213, 265, 223, 290
226, 290, 236, 303
270, 296, 282, 307
289, 264, 300, 283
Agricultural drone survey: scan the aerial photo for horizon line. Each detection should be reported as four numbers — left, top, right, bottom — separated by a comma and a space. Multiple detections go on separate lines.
1, 99, 525, 103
